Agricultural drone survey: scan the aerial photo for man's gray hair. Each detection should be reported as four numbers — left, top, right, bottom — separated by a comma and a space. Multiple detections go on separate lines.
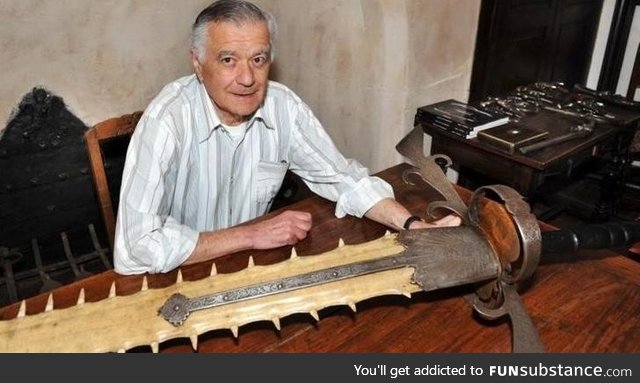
191, 0, 278, 63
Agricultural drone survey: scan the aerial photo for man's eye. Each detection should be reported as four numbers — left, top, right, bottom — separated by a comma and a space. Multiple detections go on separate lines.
253, 56, 268, 66
220, 57, 234, 65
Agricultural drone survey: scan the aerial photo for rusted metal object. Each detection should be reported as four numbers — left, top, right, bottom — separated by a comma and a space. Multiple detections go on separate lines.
0, 88, 112, 306
396, 126, 468, 219
397, 127, 544, 352
466, 185, 543, 352
0, 225, 109, 305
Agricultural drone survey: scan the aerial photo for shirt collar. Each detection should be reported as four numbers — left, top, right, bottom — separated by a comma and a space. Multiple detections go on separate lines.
196, 79, 274, 143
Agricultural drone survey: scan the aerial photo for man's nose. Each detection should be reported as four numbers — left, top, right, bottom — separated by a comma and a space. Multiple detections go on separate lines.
236, 61, 255, 87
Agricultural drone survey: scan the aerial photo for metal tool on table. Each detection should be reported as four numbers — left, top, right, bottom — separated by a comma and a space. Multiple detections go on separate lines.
574, 83, 640, 110
478, 82, 570, 122
519, 119, 595, 154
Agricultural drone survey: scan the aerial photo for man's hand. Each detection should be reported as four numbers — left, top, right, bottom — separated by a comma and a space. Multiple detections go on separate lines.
365, 197, 462, 231
185, 210, 312, 266
249, 210, 313, 249
410, 214, 461, 229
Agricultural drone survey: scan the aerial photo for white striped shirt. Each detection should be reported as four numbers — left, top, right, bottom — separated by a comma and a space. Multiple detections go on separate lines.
114, 75, 393, 274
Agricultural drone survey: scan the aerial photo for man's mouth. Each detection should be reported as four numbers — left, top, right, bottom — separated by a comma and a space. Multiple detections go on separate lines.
232, 91, 257, 97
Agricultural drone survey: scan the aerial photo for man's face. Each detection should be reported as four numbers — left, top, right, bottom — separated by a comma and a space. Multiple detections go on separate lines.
192, 20, 271, 126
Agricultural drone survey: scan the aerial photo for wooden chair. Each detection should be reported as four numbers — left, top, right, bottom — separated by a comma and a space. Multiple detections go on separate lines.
85, 111, 143, 248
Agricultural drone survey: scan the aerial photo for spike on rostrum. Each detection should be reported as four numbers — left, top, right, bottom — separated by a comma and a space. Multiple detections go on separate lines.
272, 317, 281, 331
0, 224, 422, 352
141, 276, 149, 291
338, 238, 345, 248
247, 256, 255, 268
108, 281, 117, 298
76, 288, 85, 305
190, 334, 198, 351
17, 300, 26, 318
402, 291, 412, 299
45, 294, 54, 312
210, 262, 217, 276
176, 269, 183, 284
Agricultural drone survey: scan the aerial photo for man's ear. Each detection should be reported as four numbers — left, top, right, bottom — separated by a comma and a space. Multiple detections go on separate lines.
190, 49, 203, 82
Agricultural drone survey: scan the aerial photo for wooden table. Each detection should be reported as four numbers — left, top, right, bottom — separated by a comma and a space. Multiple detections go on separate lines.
1, 163, 640, 352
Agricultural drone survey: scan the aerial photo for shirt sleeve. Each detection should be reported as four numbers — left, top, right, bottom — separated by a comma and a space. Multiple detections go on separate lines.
286, 98, 394, 218
113, 114, 199, 275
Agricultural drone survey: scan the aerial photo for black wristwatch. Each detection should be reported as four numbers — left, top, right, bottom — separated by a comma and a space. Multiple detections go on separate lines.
403, 215, 423, 230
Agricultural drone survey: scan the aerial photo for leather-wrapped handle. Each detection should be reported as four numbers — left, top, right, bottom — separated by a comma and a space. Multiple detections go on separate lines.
542, 222, 640, 254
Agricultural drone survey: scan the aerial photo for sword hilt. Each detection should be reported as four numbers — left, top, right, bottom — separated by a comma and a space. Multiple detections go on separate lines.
541, 222, 640, 254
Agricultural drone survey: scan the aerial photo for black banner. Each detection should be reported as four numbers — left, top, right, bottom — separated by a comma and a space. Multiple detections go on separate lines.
0, 353, 636, 383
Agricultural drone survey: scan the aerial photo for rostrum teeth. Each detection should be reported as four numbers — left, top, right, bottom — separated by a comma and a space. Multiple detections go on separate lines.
45, 294, 54, 312
108, 282, 116, 298
0, 232, 414, 352
17, 300, 26, 318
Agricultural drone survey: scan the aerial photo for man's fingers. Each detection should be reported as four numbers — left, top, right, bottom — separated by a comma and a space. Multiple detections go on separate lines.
251, 210, 312, 249
432, 214, 462, 227
279, 210, 312, 231
412, 214, 462, 229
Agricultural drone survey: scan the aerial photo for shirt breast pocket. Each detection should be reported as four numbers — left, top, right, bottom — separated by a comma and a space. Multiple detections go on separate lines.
255, 160, 288, 205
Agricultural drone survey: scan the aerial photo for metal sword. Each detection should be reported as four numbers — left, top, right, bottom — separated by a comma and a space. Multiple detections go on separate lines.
159, 226, 498, 327
157, 126, 640, 353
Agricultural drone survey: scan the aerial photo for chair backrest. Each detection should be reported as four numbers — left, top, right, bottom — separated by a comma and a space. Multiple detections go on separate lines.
85, 111, 142, 248
628, 42, 640, 100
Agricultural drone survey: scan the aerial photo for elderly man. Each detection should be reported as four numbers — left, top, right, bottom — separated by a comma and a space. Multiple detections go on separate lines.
114, 0, 460, 275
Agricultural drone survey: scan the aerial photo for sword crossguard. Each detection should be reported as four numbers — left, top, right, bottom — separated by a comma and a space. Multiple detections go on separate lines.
465, 185, 544, 353
467, 185, 541, 285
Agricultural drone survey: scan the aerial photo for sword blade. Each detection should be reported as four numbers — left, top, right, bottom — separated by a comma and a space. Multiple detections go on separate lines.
2, 226, 501, 352
159, 226, 501, 326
